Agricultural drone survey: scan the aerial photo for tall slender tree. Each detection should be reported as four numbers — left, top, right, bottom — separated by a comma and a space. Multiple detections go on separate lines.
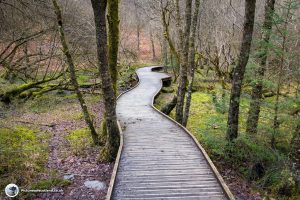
175, 0, 193, 124
182, 0, 201, 127
52, 0, 100, 145
91, 0, 120, 161
227, 0, 256, 141
246, 0, 276, 135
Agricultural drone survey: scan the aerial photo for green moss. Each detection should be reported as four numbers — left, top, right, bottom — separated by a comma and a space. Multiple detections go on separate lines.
66, 128, 93, 155
73, 112, 84, 120
77, 74, 91, 85
0, 126, 48, 188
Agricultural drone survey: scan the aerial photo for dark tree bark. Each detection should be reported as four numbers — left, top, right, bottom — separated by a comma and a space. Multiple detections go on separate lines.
227, 0, 256, 141
175, 0, 193, 124
107, 0, 120, 93
182, 0, 201, 127
91, 0, 120, 161
52, 0, 100, 145
291, 122, 300, 174
246, 0, 275, 135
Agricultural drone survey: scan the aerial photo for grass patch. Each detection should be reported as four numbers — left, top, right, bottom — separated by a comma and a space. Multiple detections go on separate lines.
31, 178, 71, 190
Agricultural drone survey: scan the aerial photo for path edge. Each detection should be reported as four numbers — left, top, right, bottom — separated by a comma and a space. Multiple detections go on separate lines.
150, 66, 235, 200
106, 75, 141, 200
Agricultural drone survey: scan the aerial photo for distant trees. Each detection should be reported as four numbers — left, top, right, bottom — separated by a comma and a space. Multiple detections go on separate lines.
91, 0, 120, 161
226, 0, 256, 141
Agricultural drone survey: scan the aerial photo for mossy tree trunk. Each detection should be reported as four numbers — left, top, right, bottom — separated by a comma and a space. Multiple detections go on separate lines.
91, 0, 120, 162
246, 0, 276, 135
175, 0, 193, 125
52, 0, 100, 145
0, 75, 62, 104
107, 0, 120, 93
227, 0, 256, 142
182, 0, 201, 127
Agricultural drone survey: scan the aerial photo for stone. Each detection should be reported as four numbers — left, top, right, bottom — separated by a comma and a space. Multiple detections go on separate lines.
84, 180, 106, 190
63, 174, 75, 181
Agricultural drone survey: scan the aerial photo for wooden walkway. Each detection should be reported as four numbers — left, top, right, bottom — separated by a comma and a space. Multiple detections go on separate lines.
110, 66, 234, 200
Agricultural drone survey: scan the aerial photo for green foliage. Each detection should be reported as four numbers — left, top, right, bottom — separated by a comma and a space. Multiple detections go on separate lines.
66, 128, 93, 155
224, 137, 279, 170
259, 167, 299, 198
0, 126, 48, 188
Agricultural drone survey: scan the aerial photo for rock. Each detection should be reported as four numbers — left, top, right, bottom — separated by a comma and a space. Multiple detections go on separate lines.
84, 180, 106, 190
63, 174, 75, 181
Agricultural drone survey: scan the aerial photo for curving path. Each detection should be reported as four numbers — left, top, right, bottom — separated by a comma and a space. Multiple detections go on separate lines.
111, 66, 233, 200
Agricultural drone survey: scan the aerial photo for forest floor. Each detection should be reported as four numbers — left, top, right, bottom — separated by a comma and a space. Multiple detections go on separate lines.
0, 91, 113, 200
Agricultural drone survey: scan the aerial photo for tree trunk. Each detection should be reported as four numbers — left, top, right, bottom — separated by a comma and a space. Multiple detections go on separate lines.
52, 0, 100, 145
272, 85, 280, 149
182, 0, 201, 127
162, 37, 168, 72
246, 0, 275, 135
150, 30, 156, 61
291, 122, 300, 176
227, 0, 256, 141
91, 0, 120, 161
107, 0, 120, 93
0, 75, 62, 104
161, 96, 177, 115
175, 0, 193, 124
134, 1, 140, 54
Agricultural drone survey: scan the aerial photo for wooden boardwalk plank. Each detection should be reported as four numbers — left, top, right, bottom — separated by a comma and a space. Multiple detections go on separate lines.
110, 66, 234, 200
